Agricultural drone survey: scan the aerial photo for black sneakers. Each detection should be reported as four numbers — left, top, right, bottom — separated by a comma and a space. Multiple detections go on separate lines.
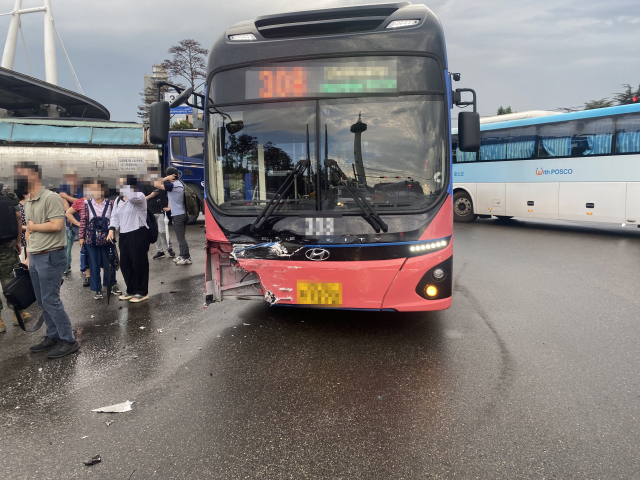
153, 251, 166, 260
47, 341, 79, 359
94, 291, 104, 300
167, 248, 176, 258
30, 336, 58, 352
83, 277, 90, 287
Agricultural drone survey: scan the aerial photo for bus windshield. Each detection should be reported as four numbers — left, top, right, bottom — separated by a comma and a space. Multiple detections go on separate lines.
207, 55, 447, 215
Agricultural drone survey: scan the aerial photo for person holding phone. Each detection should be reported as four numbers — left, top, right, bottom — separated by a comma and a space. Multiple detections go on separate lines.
153, 167, 191, 265
143, 166, 175, 260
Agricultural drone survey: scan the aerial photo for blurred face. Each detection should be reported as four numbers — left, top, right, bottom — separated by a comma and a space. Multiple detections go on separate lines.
64, 173, 79, 187
84, 182, 103, 199
15, 167, 39, 192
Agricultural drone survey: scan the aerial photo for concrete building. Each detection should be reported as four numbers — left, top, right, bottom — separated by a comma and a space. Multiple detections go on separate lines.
143, 63, 168, 102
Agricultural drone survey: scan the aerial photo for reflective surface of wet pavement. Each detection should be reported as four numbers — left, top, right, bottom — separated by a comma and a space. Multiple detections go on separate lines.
1, 218, 640, 479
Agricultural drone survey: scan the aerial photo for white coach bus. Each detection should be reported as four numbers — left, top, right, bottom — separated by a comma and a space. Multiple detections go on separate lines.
451, 103, 640, 225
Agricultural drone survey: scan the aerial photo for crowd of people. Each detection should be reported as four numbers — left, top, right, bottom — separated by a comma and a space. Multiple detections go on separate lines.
0, 162, 195, 359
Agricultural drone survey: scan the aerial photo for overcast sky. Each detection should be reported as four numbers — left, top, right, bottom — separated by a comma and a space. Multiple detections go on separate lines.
2, 0, 639, 122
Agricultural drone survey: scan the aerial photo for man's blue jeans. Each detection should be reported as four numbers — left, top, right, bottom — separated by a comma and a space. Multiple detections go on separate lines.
30, 249, 75, 343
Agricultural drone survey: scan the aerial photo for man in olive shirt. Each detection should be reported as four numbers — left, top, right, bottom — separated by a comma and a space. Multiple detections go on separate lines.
17, 162, 78, 359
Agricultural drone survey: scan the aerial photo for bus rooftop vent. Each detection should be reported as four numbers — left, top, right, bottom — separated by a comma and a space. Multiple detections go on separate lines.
254, 2, 409, 39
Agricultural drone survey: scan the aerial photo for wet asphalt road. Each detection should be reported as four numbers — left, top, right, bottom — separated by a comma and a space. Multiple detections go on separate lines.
1, 217, 640, 479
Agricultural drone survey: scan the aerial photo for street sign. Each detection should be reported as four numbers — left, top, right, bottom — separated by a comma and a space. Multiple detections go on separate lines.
164, 92, 194, 115
170, 106, 192, 115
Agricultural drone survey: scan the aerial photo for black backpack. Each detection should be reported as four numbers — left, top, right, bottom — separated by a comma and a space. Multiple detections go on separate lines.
116, 196, 158, 244
146, 208, 158, 244
0, 191, 19, 242
86, 200, 112, 246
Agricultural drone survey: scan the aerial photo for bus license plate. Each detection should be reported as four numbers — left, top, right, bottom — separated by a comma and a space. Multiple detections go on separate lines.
297, 281, 342, 306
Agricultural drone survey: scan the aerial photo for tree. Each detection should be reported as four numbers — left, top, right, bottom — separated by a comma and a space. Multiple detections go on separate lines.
613, 84, 640, 105
496, 106, 513, 115
162, 39, 208, 93
584, 98, 614, 110
171, 119, 194, 130
137, 83, 170, 122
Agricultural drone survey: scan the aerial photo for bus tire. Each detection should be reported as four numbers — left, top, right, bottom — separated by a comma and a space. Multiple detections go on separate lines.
187, 185, 204, 225
453, 191, 477, 223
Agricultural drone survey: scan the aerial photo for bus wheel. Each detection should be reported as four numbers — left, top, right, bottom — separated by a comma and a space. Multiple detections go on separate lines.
453, 191, 477, 223
187, 186, 204, 225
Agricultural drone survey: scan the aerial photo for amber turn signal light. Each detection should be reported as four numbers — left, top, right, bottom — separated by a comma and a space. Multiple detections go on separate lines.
425, 285, 438, 298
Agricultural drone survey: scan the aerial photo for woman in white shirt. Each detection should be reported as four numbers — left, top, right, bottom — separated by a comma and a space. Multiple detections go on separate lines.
107, 176, 149, 303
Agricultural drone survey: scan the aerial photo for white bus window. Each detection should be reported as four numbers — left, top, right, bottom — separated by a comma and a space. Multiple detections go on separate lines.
616, 114, 640, 154
480, 130, 507, 161
506, 126, 536, 159
455, 146, 477, 162
574, 117, 614, 156
539, 122, 575, 158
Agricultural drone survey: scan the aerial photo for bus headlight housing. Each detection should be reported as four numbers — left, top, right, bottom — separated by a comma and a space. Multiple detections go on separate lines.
408, 237, 450, 256
229, 33, 256, 41
415, 257, 452, 301
387, 20, 420, 29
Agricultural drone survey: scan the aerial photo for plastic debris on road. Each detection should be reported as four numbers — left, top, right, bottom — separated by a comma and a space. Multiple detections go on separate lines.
157, 329, 163, 333
91, 400, 134, 413
139, 326, 145, 330
84, 455, 101, 466
106, 420, 114, 427
91, 315, 95, 319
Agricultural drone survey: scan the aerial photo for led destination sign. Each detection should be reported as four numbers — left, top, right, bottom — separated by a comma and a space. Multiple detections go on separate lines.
245, 59, 398, 99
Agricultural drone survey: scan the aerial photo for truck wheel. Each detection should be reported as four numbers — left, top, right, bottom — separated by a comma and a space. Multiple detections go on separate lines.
453, 191, 477, 223
187, 186, 204, 225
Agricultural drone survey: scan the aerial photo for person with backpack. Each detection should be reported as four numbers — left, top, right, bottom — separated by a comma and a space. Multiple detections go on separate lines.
107, 175, 151, 303
78, 179, 121, 300
154, 167, 192, 265
66, 197, 92, 287
0, 183, 30, 333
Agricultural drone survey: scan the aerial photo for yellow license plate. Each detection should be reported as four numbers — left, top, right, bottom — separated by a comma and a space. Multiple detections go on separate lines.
297, 281, 342, 306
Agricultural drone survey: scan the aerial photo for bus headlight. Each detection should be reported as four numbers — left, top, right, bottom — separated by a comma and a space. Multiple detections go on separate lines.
387, 20, 420, 29
433, 268, 445, 280
229, 33, 256, 41
408, 237, 449, 256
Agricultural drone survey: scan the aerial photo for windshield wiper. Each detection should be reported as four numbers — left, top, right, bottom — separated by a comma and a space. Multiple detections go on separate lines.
250, 126, 311, 232
324, 158, 388, 233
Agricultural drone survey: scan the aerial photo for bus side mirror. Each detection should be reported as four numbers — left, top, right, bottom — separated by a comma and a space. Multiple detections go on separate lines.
216, 127, 226, 156
149, 101, 170, 144
458, 112, 480, 152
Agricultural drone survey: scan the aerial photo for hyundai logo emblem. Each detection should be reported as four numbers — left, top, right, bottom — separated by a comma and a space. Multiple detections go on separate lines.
305, 248, 330, 261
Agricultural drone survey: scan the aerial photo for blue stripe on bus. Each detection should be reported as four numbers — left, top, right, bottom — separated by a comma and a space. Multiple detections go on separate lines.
305, 237, 450, 248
